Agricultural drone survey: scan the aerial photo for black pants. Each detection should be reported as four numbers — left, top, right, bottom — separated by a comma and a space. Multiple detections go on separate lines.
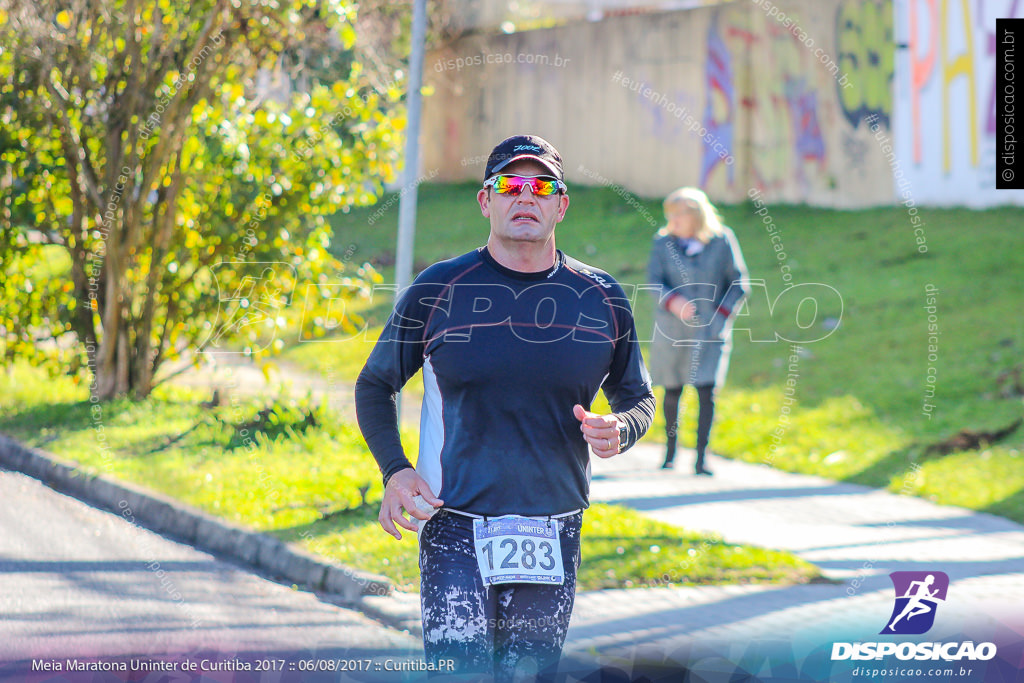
663, 384, 715, 467
418, 509, 583, 681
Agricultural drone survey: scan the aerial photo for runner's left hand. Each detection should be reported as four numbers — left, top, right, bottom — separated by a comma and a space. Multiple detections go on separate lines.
572, 404, 622, 458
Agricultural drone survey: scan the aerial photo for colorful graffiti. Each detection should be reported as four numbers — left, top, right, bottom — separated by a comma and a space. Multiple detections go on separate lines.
709, 8, 829, 194
627, 83, 701, 155
424, 0, 905, 206
701, 14, 736, 186
909, 0, 937, 163
789, 86, 826, 167
907, 0, 1022, 170
983, 0, 1022, 137
899, 0, 1024, 202
836, 0, 894, 128
912, 0, 979, 170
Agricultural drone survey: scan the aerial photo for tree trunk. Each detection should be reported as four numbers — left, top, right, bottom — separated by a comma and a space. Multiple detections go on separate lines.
91, 310, 143, 401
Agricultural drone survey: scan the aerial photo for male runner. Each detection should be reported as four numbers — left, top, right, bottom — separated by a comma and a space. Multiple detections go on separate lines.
355, 134, 655, 680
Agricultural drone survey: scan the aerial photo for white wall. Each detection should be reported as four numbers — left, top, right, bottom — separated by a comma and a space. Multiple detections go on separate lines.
893, 0, 1024, 206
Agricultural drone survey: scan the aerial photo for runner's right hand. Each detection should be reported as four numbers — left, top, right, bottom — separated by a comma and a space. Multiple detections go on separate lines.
379, 468, 443, 540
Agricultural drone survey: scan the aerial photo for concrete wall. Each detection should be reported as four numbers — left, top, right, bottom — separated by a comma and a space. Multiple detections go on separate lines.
421, 0, 897, 207
421, 0, 1024, 207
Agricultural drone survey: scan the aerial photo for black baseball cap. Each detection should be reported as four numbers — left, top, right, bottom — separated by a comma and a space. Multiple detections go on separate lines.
484, 134, 564, 182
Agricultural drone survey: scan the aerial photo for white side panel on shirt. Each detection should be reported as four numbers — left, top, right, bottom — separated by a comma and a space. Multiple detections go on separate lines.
418, 356, 445, 497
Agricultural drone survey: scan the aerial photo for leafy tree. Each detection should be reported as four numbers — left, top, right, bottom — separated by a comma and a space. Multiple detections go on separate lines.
0, 0, 403, 399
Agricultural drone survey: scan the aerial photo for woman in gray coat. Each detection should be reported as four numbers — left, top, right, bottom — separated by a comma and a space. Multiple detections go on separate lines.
648, 187, 748, 474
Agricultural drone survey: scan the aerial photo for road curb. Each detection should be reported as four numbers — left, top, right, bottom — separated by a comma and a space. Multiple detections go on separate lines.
355, 593, 424, 637
0, 433, 393, 604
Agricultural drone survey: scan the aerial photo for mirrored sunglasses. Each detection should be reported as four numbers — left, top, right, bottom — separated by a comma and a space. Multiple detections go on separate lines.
483, 174, 567, 197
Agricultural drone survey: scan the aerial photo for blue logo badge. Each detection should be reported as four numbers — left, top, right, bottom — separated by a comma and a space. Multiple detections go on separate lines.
880, 571, 949, 635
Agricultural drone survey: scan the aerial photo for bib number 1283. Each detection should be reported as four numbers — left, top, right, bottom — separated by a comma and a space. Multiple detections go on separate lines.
473, 515, 564, 586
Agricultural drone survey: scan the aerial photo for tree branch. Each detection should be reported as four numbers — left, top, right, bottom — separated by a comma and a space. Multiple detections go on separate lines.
150, 296, 178, 379
135, 142, 184, 395
45, 78, 105, 213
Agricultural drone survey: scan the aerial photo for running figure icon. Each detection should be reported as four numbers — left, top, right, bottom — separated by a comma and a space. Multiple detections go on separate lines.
881, 571, 950, 635
888, 574, 940, 630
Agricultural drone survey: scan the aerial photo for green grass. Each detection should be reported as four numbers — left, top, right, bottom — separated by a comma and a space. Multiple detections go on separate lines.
7, 182, 1023, 589
0, 361, 821, 592
576, 504, 817, 589
291, 184, 1024, 524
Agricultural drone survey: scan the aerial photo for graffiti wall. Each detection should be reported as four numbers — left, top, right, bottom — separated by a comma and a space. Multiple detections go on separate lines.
894, 0, 1024, 206
423, 0, 1002, 207
709, 0, 894, 205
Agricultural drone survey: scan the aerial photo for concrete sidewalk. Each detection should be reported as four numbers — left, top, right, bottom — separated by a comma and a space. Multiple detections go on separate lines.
163, 355, 1024, 678
169, 356, 1024, 642
566, 443, 1024, 661
351, 440, 1024, 676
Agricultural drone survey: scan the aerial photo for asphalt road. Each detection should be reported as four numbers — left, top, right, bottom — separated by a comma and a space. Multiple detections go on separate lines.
0, 468, 426, 681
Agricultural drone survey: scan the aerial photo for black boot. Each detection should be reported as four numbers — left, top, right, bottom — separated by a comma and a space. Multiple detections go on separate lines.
662, 438, 676, 469
662, 387, 682, 469
694, 385, 715, 475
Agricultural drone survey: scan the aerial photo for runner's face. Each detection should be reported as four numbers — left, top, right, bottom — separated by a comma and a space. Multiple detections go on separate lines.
478, 160, 569, 246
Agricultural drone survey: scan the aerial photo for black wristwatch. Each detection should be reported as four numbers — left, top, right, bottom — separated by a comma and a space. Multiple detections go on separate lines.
618, 423, 629, 453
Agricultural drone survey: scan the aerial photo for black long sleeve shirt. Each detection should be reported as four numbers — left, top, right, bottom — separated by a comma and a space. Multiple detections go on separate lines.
355, 247, 656, 517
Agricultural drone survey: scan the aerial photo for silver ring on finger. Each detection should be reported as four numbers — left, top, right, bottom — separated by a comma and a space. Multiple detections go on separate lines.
605, 438, 611, 449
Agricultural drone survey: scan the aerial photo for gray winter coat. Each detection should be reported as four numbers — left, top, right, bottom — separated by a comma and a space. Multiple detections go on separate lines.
647, 227, 748, 388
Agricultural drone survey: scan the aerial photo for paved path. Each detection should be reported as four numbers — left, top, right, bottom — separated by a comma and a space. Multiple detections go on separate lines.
569, 445, 1024, 659
0, 468, 422, 678
168, 355, 1024, 678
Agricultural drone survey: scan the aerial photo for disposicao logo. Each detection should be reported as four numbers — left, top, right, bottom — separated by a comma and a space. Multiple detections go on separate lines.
831, 571, 997, 663
881, 571, 949, 635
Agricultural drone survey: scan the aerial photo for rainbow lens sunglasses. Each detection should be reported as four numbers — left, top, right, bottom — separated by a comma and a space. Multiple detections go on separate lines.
483, 174, 567, 197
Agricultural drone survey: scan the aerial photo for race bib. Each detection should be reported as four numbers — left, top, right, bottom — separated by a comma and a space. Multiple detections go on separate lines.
473, 515, 564, 586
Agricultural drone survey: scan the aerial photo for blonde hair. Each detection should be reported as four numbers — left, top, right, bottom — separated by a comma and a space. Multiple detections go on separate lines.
659, 187, 724, 243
